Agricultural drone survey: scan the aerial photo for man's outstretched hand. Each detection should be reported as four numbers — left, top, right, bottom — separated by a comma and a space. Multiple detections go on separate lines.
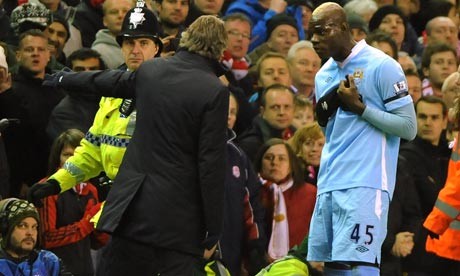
42, 67, 72, 88
27, 179, 61, 207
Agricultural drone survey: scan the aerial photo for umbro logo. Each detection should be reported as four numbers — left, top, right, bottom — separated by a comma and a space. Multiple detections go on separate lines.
355, 245, 369, 253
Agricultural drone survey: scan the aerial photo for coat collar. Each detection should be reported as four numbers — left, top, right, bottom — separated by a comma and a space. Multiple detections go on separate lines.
174, 49, 228, 77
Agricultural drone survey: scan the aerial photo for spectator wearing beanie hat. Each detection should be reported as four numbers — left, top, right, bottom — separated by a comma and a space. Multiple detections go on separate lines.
301, 1, 315, 32
8, 1, 50, 46
225, 0, 305, 52
368, 5, 423, 58
0, 198, 69, 275
347, 13, 369, 42
248, 13, 299, 69
44, 13, 71, 65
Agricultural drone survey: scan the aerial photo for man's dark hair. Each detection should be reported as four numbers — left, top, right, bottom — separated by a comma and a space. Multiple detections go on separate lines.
254, 138, 305, 187
261, 83, 295, 107
222, 12, 252, 27
18, 29, 47, 49
421, 42, 458, 70
404, 68, 421, 79
366, 30, 398, 60
66, 48, 107, 70
415, 96, 448, 118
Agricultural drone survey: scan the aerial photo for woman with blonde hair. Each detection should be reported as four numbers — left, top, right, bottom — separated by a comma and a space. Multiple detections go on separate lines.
288, 122, 324, 186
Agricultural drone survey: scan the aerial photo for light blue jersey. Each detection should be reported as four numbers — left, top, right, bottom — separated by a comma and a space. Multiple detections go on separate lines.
315, 40, 413, 197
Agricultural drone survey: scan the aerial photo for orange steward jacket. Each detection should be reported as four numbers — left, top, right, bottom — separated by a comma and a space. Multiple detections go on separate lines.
423, 133, 460, 261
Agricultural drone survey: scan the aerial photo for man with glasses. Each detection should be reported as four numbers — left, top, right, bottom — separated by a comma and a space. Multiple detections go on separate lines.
221, 13, 254, 134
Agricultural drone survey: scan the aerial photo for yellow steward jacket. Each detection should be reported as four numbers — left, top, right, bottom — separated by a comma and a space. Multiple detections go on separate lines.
50, 97, 136, 191
423, 134, 460, 261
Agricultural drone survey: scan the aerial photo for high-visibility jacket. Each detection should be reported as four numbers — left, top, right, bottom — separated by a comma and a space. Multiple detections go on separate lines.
423, 134, 460, 261
50, 97, 136, 191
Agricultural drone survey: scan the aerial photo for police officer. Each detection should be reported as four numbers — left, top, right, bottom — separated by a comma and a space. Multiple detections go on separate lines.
29, 1, 163, 201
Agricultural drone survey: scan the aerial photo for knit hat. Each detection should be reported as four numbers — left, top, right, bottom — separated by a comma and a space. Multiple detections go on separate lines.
368, 5, 406, 33
266, 13, 299, 41
347, 13, 369, 34
0, 46, 7, 73
304, 0, 315, 11
10, 2, 50, 35
48, 12, 71, 42
116, 2, 163, 55
285, 0, 314, 10
0, 198, 39, 249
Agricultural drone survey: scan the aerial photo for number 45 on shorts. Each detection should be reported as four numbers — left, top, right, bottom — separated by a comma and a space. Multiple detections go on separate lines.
350, 223, 374, 245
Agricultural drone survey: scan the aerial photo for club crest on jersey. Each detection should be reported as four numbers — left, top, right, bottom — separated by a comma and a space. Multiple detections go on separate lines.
393, 80, 408, 94
353, 69, 364, 85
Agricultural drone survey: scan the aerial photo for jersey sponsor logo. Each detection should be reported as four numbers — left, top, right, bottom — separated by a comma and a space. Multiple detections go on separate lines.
393, 81, 408, 94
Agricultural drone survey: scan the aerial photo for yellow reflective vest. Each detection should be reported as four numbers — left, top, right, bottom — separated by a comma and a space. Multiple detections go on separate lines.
50, 97, 136, 191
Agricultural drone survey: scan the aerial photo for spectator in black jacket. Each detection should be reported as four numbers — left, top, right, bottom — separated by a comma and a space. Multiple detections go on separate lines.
399, 96, 455, 275
238, 83, 295, 162
380, 156, 422, 276
222, 93, 267, 276
73, 0, 104, 47
46, 48, 105, 142
0, 30, 64, 198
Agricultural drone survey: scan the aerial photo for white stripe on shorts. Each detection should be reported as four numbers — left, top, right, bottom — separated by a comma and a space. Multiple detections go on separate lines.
375, 189, 382, 220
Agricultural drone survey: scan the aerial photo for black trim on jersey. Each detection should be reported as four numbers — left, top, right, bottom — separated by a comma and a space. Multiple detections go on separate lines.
383, 91, 409, 104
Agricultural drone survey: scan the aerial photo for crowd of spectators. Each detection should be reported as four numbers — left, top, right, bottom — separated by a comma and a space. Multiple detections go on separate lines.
0, 0, 459, 275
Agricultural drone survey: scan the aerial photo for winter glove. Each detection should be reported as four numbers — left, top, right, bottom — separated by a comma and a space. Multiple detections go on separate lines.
315, 84, 363, 127
315, 85, 341, 127
42, 67, 72, 88
27, 179, 61, 207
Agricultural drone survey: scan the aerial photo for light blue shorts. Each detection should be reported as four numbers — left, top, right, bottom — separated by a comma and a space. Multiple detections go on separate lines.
307, 187, 389, 264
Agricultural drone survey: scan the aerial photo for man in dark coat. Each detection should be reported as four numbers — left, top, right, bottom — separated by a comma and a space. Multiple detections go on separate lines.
29, 15, 229, 275
399, 96, 454, 275
237, 83, 296, 162
0, 30, 64, 197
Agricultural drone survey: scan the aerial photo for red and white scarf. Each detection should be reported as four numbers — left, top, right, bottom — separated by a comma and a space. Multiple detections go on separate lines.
221, 50, 250, 81
261, 177, 294, 260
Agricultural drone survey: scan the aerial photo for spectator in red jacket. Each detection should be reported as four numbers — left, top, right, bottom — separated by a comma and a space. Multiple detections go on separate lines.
38, 129, 108, 275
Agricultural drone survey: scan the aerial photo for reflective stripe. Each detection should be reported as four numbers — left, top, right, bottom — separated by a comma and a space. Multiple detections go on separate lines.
435, 199, 460, 219
450, 220, 460, 230
85, 131, 131, 148
63, 162, 85, 183
452, 150, 459, 162
85, 132, 101, 146
100, 135, 130, 147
